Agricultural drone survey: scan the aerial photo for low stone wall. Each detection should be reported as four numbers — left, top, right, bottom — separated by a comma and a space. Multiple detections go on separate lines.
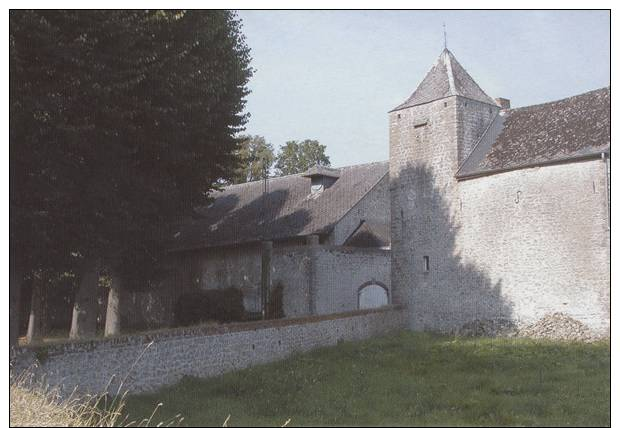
11, 306, 405, 396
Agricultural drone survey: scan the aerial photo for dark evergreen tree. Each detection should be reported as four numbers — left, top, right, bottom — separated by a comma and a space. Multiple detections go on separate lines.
10, 10, 253, 339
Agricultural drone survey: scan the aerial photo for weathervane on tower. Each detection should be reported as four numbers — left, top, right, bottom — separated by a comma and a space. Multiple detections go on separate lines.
443, 22, 447, 49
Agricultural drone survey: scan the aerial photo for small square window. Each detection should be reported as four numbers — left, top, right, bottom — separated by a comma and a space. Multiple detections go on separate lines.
423, 256, 430, 272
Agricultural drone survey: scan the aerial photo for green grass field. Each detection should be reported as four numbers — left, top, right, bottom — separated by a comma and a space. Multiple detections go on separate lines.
124, 332, 610, 427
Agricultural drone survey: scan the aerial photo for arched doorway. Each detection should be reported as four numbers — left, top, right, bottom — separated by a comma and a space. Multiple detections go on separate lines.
358, 281, 389, 309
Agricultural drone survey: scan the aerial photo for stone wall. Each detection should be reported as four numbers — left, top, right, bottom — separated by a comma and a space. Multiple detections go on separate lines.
390, 94, 610, 335
11, 306, 406, 396
176, 240, 304, 314
121, 288, 175, 331
272, 247, 313, 318
314, 247, 391, 314
125, 231, 392, 331
389, 96, 461, 320
457, 159, 610, 334
120, 240, 309, 330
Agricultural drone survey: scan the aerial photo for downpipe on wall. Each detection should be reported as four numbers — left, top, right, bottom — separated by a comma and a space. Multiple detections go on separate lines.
602, 152, 610, 231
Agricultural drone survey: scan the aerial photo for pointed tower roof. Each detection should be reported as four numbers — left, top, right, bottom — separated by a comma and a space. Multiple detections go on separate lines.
391, 49, 496, 111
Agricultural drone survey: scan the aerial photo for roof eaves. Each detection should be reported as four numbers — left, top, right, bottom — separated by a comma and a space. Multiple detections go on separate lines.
389, 93, 499, 113
456, 150, 608, 181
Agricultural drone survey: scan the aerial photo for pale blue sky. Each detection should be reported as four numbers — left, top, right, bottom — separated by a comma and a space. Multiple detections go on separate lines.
236, 10, 610, 168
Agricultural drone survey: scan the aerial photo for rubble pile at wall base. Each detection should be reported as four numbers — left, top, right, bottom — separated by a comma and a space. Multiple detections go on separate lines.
456, 313, 603, 342
517, 312, 601, 343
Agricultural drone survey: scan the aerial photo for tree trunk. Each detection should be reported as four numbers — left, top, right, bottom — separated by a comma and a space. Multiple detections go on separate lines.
104, 273, 122, 337
69, 259, 100, 340
9, 262, 23, 348
26, 281, 42, 344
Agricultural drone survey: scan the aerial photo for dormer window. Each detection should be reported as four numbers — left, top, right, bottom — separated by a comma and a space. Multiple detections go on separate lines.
302, 166, 340, 196
311, 180, 325, 194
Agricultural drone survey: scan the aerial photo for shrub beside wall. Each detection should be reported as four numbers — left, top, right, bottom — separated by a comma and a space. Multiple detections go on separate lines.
174, 288, 245, 326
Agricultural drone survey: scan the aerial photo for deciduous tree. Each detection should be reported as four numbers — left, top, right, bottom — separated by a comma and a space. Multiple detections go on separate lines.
274, 140, 330, 176
230, 135, 275, 184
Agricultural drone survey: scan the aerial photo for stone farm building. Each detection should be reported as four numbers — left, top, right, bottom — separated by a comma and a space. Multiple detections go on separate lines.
122, 48, 610, 336
122, 162, 392, 328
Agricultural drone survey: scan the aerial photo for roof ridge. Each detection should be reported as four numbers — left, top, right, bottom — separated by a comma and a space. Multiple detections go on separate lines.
506, 86, 610, 113
338, 160, 389, 169
443, 49, 458, 95
222, 160, 390, 189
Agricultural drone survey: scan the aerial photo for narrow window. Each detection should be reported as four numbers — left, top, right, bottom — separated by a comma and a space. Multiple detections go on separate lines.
444, 102, 448, 107
397, 113, 401, 119
423, 256, 430, 272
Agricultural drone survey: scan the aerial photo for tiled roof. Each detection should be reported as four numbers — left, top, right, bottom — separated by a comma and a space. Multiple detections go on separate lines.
391, 49, 496, 111
458, 87, 610, 178
169, 161, 389, 251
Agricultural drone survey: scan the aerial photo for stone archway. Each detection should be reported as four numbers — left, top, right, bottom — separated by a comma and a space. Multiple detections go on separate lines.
357, 281, 389, 310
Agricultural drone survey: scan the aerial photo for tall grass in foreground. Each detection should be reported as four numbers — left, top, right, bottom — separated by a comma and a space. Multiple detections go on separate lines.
9, 369, 183, 427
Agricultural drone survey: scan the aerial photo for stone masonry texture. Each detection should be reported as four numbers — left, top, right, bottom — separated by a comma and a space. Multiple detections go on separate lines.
390, 93, 610, 335
119, 177, 392, 331
11, 307, 406, 396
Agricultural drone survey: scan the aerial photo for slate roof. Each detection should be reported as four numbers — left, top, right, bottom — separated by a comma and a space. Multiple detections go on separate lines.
169, 161, 389, 251
391, 49, 496, 111
457, 87, 610, 178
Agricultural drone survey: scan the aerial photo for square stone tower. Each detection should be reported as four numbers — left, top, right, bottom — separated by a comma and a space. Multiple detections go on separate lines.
389, 49, 501, 331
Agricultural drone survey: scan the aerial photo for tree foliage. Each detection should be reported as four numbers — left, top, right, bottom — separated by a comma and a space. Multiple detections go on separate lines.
274, 140, 330, 176
230, 135, 275, 184
10, 10, 253, 280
